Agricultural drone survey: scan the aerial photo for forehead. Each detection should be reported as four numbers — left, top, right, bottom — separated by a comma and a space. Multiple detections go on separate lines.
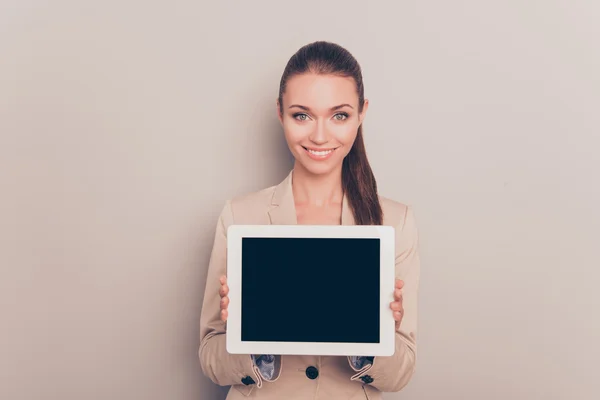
283, 73, 358, 111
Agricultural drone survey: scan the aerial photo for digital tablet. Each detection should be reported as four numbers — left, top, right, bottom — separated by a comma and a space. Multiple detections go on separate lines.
225, 224, 396, 357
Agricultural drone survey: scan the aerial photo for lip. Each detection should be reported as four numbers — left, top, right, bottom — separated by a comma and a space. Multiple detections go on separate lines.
302, 146, 338, 161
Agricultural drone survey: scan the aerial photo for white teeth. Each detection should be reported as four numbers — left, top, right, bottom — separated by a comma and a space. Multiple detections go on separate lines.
308, 149, 333, 156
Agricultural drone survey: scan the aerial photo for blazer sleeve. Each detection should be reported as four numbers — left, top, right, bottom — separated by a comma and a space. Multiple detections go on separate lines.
347, 205, 421, 392
199, 201, 267, 388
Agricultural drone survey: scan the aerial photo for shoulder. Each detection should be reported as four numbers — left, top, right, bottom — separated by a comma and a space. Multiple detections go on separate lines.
379, 195, 416, 231
218, 184, 277, 226
379, 196, 419, 261
229, 185, 276, 215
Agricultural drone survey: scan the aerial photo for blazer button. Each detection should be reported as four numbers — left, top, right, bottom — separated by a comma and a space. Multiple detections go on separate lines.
305, 366, 319, 380
241, 376, 255, 385
360, 375, 374, 384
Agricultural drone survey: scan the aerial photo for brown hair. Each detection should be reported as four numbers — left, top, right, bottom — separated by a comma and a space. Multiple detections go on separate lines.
278, 41, 383, 225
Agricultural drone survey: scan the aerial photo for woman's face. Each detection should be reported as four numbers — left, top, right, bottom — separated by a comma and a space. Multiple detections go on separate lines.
277, 73, 368, 176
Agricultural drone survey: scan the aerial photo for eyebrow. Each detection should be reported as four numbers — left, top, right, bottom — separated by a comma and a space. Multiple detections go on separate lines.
288, 103, 354, 111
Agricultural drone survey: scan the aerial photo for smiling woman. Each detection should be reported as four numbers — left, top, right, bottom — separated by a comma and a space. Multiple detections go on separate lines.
275, 45, 382, 226
199, 41, 421, 400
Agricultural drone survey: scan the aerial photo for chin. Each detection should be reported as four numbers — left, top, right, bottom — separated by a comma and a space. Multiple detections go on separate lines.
295, 156, 342, 177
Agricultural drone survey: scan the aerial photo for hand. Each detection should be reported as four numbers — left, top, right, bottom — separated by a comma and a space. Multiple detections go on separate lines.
219, 275, 229, 322
389, 278, 404, 330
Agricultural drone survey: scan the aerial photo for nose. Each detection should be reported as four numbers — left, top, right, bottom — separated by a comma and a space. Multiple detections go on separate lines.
309, 121, 328, 145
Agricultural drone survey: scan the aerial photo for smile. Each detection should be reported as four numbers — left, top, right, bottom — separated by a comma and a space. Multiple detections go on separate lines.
302, 146, 338, 160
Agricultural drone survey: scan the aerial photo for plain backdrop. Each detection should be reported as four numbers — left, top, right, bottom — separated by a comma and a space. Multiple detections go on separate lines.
1, 1, 599, 399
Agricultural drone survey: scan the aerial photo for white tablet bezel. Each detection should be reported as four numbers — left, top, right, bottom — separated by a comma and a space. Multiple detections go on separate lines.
226, 224, 396, 357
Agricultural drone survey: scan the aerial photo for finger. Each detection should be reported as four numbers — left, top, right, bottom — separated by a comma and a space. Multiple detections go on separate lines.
220, 296, 229, 310
390, 301, 403, 311
393, 310, 403, 321
219, 275, 227, 285
394, 289, 403, 301
221, 309, 228, 322
395, 279, 404, 290
219, 283, 229, 298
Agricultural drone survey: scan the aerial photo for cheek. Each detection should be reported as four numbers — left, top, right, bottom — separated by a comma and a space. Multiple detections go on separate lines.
283, 120, 308, 144
332, 123, 359, 145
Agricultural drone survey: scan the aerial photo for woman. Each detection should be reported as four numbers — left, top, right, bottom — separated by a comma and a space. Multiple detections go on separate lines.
199, 41, 420, 400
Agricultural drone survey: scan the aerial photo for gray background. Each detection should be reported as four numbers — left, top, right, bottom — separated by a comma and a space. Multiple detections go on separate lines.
1, 1, 599, 399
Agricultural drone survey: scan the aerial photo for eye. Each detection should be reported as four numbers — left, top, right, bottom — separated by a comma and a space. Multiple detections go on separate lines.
334, 112, 349, 121
293, 113, 309, 121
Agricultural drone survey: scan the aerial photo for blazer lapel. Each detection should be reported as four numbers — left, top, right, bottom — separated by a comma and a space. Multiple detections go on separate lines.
267, 169, 356, 226
267, 170, 298, 225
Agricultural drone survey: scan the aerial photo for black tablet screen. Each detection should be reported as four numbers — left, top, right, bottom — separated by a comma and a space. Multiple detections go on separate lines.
241, 237, 380, 343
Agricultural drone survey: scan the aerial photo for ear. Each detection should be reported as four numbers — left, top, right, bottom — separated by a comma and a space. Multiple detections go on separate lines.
276, 99, 283, 125
359, 99, 369, 125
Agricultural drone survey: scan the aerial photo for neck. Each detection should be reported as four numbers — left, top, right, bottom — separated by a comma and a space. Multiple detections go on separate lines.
291, 162, 344, 207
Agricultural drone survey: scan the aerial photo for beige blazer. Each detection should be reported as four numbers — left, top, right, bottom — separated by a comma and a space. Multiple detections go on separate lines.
199, 171, 421, 400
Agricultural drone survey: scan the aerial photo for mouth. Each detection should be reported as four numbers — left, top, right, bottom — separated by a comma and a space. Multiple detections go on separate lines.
302, 146, 338, 158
